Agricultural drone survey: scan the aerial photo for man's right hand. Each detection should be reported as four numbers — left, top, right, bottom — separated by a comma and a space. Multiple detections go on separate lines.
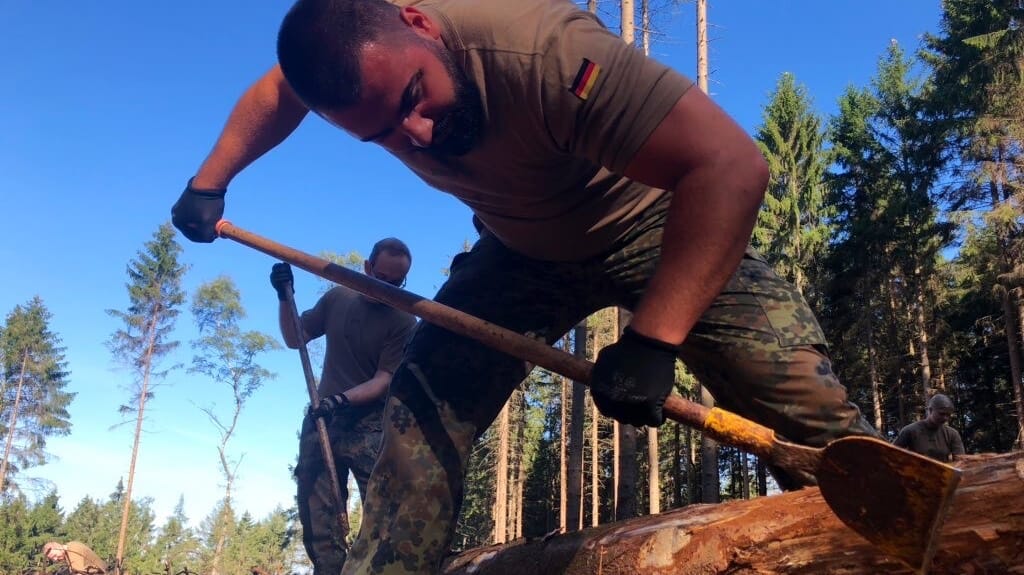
171, 178, 226, 243
270, 263, 294, 301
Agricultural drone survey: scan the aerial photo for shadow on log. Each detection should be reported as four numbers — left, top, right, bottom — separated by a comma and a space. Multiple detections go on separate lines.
443, 452, 1024, 574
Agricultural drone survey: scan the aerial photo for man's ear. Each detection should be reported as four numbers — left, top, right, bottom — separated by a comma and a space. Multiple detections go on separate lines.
399, 6, 442, 41
364, 260, 373, 275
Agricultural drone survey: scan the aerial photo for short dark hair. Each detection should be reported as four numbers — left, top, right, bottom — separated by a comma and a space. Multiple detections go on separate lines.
277, 0, 404, 110
369, 237, 412, 265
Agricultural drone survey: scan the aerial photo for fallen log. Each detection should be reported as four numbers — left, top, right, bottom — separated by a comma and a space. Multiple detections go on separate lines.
443, 451, 1024, 574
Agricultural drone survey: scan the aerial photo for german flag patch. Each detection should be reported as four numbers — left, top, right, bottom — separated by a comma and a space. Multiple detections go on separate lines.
569, 58, 601, 100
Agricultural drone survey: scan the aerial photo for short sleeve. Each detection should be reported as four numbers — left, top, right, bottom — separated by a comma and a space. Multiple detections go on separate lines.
377, 316, 416, 374
539, 9, 693, 173
300, 290, 332, 340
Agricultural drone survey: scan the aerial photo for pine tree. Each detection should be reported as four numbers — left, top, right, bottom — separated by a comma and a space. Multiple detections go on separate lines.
0, 297, 73, 492
106, 222, 188, 574
752, 73, 831, 302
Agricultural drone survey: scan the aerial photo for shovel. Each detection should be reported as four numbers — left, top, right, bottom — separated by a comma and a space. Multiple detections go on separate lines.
278, 284, 351, 551
216, 220, 961, 573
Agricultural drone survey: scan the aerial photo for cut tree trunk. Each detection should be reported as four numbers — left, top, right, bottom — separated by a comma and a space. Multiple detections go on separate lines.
443, 452, 1024, 574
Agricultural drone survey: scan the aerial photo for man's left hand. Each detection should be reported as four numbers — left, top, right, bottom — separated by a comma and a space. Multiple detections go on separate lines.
308, 393, 351, 420
590, 327, 678, 427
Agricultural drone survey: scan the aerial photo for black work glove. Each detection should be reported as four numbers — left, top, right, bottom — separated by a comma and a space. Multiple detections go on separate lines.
171, 177, 226, 243
590, 326, 679, 427
270, 263, 294, 301
308, 393, 350, 420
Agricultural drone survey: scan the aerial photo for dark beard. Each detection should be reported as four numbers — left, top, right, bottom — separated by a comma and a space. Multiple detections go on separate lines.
425, 44, 485, 158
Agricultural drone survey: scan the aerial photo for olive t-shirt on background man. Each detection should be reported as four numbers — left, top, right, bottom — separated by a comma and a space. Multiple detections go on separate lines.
894, 420, 965, 462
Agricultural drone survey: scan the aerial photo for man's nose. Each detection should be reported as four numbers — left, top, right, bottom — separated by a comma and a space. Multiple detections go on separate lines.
401, 111, 434, 148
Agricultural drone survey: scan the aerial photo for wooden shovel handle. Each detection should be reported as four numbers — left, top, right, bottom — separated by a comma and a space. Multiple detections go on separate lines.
216, 220, 776, 454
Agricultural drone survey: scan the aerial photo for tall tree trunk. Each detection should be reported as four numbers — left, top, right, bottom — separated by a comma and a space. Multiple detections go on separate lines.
613, 421, 620, 515
0, 352, 28, 491
672, 424, 682, 508
647, 428, 659, 514
617, 423, 637, 520
587, 0, 597, 15
641, 0, 650, 55
116, 313, 160, 575
695, 0, 719, 505
566, 323, 586, 531
620, 0, 634, 45
590, 395, 600, 527
614, 308, 637, 520
560, 376, 568, 531
494, 401, 510, 544
867, 313, 885, 433
686, 425, 697, 503
1003, 292, 1024, 440
914, 285, 933, 403
755, 458, 767, 497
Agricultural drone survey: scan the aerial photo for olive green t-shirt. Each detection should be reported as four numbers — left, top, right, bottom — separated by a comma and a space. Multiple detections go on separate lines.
65, 541, 107, 574
392, 0, 694, 261
301, 286, 416, 401
893, 420, 965, 463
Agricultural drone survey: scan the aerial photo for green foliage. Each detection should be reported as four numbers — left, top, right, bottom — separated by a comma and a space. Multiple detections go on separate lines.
753, 72, 832, 302
106, 222, 189, 409
0, 297, 74, 492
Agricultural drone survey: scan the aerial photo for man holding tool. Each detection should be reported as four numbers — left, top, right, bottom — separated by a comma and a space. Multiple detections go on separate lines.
271, 238, 416, 575
172, 0, 888, 572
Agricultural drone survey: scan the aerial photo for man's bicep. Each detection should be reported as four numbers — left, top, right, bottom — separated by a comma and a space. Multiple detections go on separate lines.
622, 86, 760, 192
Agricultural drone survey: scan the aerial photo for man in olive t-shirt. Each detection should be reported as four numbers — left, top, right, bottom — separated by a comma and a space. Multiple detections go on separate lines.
172, 0, 879, 572
271, 238, 416, 575
894, 393, 966, 463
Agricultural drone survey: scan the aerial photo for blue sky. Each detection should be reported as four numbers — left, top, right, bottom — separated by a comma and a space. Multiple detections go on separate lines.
2, 1, 944, 528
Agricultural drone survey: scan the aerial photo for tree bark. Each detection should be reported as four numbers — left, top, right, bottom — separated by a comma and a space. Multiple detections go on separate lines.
0, 352, 28, 491
566, 323, 587, 531
443, 452, 1024, 575
494, 401, 510, 544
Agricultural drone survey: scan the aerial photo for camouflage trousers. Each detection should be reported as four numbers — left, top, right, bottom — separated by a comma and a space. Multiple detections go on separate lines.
296, 409, 384, 575
342, 195, 877, 575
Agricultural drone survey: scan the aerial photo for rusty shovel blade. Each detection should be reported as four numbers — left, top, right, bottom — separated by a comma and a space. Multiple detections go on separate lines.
816, 436, 961, 574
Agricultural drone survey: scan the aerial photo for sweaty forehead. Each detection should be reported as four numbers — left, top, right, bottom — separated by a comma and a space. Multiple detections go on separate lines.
325, 43, 413, 136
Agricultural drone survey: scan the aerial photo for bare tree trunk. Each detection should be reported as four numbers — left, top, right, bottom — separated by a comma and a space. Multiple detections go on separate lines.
914, 285, 933, 403
615, 308, 637, 520
0, 353, 28, 491
617, 423, 637, 521
620, 0, 634, 45
755, 457, 767, 497
613, 421, 620, 515
115, 314, 160, 575
590, 394, 600, 527
647, 428, 660, 514
671, 424, 682, 508
641, 0, 650, 56
867, 313, 885, 433
1003, 292, 1024, 441
587, 0, 597, 15
443, 453, 1024, 575
560, 376, 568, 531
494, 401, 510, 544
566, 322, 587, 531
695, 0, 719, 505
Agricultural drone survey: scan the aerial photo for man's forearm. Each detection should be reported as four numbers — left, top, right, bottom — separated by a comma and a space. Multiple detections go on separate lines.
193, 65, 309, 189
341, 372, 393, 405
278, 303, 305, 349
630, 155, 767, 345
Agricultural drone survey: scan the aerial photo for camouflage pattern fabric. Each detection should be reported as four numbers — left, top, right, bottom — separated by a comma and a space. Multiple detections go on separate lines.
296, 407, 385, 575
342, 194, 877, 574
